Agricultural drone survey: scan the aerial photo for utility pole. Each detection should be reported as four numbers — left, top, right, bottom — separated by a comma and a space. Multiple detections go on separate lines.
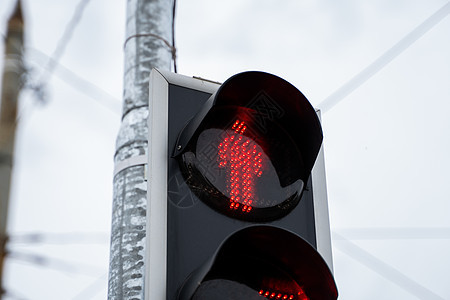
0, 1, 24, 298
108, 0, 175, 299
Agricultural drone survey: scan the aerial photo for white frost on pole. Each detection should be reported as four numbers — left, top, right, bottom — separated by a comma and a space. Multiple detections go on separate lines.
108, 0, 174, 299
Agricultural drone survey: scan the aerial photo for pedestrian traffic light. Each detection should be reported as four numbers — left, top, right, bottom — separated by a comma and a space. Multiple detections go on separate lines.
146, 69, 337, 300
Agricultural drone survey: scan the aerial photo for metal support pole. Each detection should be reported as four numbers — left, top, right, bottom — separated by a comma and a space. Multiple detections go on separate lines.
108, 0, 175, 299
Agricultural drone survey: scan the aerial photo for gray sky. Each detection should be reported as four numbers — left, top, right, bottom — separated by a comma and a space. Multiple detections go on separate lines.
1, 0, 449, 299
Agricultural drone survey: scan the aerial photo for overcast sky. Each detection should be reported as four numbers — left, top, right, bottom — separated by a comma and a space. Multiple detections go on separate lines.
1, 0, 450, 299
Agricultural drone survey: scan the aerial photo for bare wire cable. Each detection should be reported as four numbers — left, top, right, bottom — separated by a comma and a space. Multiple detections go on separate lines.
333, 232, 446, 300
7, 251, 105, 277
38, 0, 91, 83
318, 2, 450, 113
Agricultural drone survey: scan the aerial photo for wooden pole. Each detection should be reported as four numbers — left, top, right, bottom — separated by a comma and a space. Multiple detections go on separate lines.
0, 1, 24, 298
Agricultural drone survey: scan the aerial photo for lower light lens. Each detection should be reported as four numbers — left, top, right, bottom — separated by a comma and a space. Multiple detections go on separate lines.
179, 226, 338, 300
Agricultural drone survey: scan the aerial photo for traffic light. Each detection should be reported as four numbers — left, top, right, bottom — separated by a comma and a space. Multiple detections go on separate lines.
146, 69, 337, 300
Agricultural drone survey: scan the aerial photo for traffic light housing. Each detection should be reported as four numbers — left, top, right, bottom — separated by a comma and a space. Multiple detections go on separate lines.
146, 69, 337, 299
179, 226, 337, 300
173, 71, 323, 222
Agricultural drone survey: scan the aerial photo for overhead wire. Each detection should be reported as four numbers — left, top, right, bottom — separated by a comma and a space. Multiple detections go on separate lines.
8, 232, 110, 245
320, 3, 450, 298
7, 251, 105, 277
1, 0, 115, 125
27, 47, 121, 115
333, 232, 446, 300
318, 1, 450, 113
17, 0, 93, 119
71, 273, 107, 300
0, 32, 122, 116
335, 227, 450, 240
3, 288, 29, 300
38, 0, 91, 84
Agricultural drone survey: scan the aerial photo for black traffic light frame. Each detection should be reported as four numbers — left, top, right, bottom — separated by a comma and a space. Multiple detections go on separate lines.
145, 69, 334, 300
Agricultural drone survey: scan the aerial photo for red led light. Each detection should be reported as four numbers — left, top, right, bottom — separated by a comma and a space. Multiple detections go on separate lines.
218, 120, 263, 213
257, 288, 309, 300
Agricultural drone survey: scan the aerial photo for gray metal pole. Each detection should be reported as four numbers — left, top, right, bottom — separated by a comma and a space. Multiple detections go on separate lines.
0, 1, 24, 297
108, 0, 175, 299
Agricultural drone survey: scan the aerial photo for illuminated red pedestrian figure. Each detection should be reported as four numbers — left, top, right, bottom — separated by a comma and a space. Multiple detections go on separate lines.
218, 120, 263, 213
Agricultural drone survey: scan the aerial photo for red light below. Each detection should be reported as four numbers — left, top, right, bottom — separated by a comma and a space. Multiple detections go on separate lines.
258, 288, 309, 300
218, 120, 263, 213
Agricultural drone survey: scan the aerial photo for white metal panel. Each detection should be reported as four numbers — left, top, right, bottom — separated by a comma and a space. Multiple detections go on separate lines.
145, 69, 169, 300
145, 69, 220, 300
311, 110, 334, 272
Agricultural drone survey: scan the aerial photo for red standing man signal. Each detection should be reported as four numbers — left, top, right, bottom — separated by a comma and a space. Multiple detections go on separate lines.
218, 119, 264, 214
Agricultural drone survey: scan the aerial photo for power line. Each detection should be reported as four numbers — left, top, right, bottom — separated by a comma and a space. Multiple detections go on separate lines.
1, 0, 119, 122
39, 0, 92, 83
3, 288, 29, 300
28, 48, 121, 115
318, 2, 450, 113
25, 0, 92, 118
0, 31, 122, 115
333, 232, 446, 300
8, 232, 109, 245
7, 251, 105, 277
335, 227, 450, 240
71, 273, 107, 300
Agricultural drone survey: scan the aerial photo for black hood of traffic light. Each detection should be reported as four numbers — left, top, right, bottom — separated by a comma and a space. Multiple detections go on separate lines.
173, 71, 323, 186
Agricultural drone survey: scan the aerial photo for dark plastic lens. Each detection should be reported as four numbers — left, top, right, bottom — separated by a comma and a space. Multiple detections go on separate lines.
178, 107, 306, 222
